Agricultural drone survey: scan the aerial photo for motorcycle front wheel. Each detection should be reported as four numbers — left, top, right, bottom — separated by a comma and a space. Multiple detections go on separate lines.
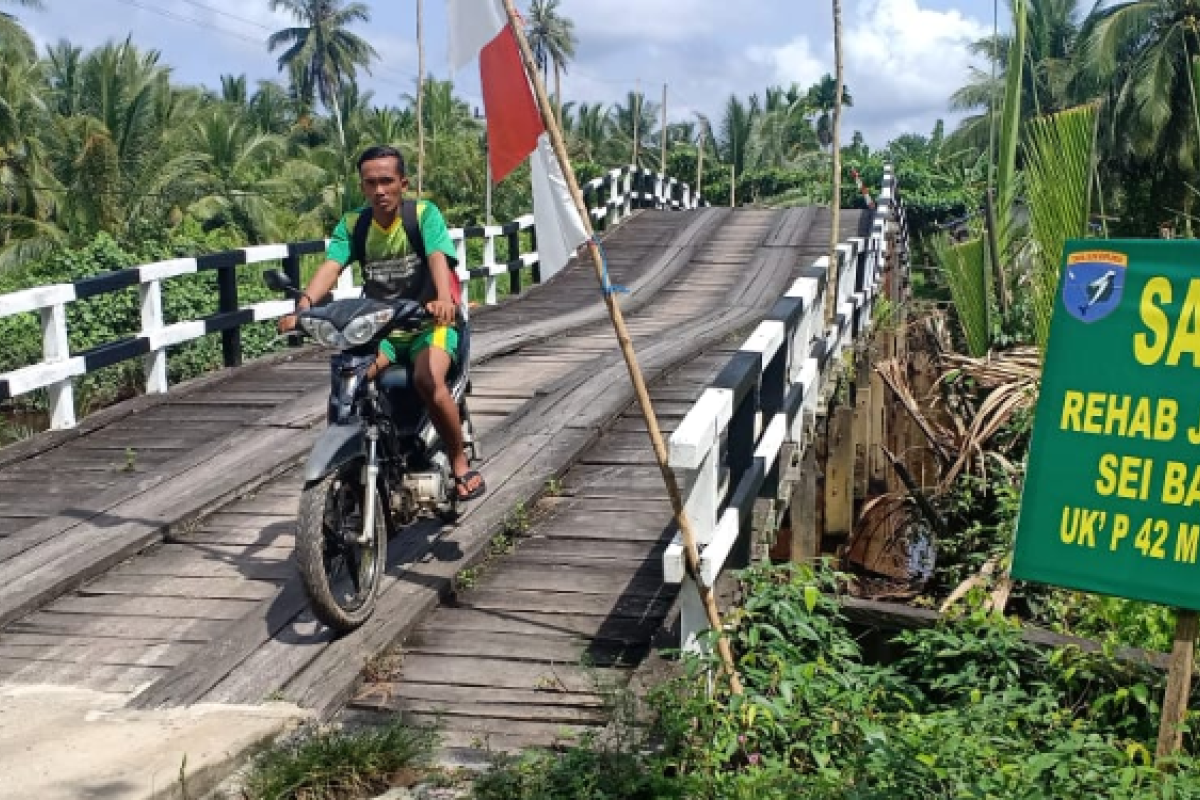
295, 462, 387, 632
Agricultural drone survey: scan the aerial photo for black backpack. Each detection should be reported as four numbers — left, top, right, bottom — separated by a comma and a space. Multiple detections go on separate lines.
350, 199, 430, 301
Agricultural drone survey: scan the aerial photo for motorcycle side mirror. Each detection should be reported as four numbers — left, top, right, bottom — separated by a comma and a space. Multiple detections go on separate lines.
264, 269, 299, 296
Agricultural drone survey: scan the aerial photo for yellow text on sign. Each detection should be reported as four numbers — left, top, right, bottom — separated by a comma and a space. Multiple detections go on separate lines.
1061, 507, 1200, 564
1135, 277, 1200, 367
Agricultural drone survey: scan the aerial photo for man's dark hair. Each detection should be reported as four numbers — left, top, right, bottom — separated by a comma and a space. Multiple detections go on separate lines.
357, 145, 406, 176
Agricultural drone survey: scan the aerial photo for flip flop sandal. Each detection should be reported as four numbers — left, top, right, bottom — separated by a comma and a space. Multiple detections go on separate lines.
454, 470, 486, 501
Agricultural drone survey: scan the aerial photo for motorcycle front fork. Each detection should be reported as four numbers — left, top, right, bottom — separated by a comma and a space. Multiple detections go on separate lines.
358, 426, 380, 546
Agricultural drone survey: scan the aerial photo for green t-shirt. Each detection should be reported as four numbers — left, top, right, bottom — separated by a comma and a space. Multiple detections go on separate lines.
327, 201, 460, 303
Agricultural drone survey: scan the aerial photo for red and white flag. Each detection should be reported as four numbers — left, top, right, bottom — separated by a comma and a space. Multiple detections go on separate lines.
448, 0, 588, 279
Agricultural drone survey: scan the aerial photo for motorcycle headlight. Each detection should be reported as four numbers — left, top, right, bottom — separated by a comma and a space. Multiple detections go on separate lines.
301, 317, 345, 348
343, 308, 395, 346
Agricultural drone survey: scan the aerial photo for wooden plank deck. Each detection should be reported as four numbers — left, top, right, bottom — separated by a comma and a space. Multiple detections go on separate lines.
0, 208, 872, 757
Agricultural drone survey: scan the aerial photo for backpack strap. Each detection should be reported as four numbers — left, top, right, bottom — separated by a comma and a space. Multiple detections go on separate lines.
350, 208, 373, 267
400, 199, 426, 264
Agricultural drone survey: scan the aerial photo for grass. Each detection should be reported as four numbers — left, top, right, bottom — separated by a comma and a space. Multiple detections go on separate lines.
240, 719, 436, 800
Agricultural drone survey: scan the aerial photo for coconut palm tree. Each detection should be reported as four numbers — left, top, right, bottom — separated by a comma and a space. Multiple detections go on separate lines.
267, 0, 377, 154
1078, 0, 1200, 183
38, 41, 206, 243
219, 74, 249, 107
0, 41, 57, 267
0, 0, 42, 58
525, 0, 577, 126
806, 74, 853, 151
188, 106, 290, 242
561, 101, 608, 162
950, 0, 1083, 152
610, 91, 658, 168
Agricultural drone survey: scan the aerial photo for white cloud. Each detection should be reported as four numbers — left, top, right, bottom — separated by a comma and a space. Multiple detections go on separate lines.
746, 0, 987, 143
747, 36, 826, 92
562, 0, 743, 44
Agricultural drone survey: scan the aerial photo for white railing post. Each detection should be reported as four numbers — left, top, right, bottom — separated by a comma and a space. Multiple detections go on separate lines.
679, 576, 709, 655
40, 303, 75, 430
622, 168, 633, 220
483, 232, 499, 306
607, 172, 620, 228
140, 280, 168, 394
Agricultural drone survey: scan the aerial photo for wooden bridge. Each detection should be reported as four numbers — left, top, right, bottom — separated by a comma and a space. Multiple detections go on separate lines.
0, 166, 907, 788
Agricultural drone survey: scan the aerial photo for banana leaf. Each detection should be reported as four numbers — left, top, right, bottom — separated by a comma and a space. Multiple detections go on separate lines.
1023, 103, 1100, 350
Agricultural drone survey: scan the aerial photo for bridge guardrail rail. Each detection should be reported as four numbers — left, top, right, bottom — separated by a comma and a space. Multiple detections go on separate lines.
0, 166, 703, 430
662, 165, 907, 653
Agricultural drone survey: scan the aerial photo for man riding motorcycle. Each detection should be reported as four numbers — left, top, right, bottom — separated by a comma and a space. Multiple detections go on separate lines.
280, 144, 485, 502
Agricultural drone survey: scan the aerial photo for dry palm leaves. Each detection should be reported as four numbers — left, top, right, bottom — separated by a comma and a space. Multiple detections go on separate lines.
940, 345, 1042, 389
937, 346, 1041, 491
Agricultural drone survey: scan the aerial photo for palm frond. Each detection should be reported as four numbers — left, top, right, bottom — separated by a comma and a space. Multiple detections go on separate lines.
933, 234, 992, 358
1023, 103, 1099, 350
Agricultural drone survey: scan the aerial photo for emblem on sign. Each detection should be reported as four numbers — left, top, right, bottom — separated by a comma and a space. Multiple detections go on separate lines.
1062, 250, 1128, 323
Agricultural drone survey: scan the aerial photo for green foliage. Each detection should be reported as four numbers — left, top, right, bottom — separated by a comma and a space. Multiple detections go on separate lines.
0, 229, 284, 414
932, 471, 1023, 591
653, 563, 1200, 799
480, 561, 1200, 799
932, 234, 992, 357
473, 733, 683, 800
241, 720, 435, 800
1023, 103, 1100, 349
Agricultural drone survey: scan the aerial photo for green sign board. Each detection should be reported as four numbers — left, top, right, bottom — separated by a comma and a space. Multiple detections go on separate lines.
1013, 239, 1200, 610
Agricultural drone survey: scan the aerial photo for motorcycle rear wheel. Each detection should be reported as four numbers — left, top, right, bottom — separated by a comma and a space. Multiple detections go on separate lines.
295, 463, 387, 632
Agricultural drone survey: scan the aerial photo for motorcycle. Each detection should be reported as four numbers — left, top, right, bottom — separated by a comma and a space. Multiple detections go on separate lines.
264, 270, 479, 631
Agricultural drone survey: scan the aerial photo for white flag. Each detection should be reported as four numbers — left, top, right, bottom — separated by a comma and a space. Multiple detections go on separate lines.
531, 133, 590, 281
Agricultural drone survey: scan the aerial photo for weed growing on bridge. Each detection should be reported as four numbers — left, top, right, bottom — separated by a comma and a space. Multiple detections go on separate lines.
240, 719, 436, 800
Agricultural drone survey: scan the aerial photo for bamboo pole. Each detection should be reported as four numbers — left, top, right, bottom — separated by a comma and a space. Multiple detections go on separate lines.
500, 0, 742, 695
826, 0, 844, 327
416, 0, 425, 195
661, 83, 668, 173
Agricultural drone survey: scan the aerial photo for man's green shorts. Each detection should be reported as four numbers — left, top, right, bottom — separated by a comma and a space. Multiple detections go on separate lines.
379, 324, 459, 365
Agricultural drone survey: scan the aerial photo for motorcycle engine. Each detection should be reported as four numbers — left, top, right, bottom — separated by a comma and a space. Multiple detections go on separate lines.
399, 451, 452, 509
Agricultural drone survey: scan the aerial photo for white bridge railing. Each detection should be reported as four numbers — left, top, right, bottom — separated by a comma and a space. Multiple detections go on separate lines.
0, 166, 702, 431
662, 166, 906, 653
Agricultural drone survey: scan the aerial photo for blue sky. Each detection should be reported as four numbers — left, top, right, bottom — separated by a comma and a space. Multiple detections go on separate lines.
19, 0, 1002, 147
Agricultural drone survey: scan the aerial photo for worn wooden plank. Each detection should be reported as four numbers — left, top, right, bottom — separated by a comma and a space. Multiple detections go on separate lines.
458, 589, 674, 619
789, 447, 820, 562
47, 594, 259, 620
0, 635, 199, 668
199, 614, 335, 706
169, 526, 296, 548
131, 576, 308, 709
394, 654, 619, 694
362, 712, 599, 753
426, 608, 661, 643
358, 695, 609, 725
353, 681, 609, 711
407, 628, 648, 666
0, 656, 167, 692
109, 550, 294, 581
504, 543, 669, 568
80, 574, 282, 602
6, 611, 227, 641
526, 512, 672, 542
824, 406, 855, 538
480, 564, 665, 597
0, 423, 310, 627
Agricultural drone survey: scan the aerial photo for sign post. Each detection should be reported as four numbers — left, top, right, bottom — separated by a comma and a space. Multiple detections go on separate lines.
1013, 239, 1200, 760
